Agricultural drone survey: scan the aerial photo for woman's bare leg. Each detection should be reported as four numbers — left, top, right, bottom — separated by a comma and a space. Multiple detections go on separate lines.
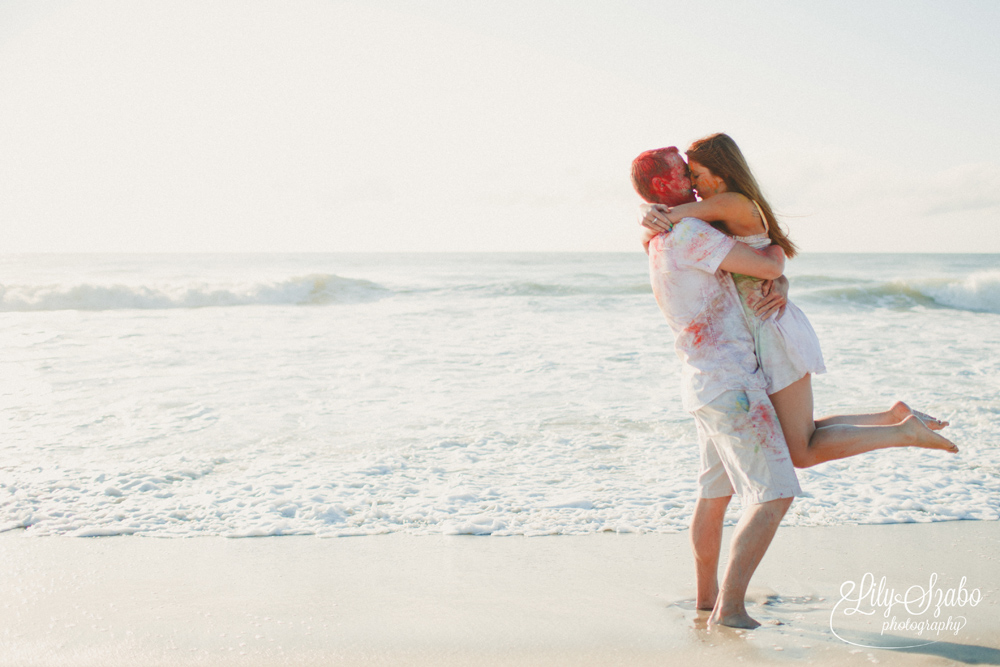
767, 375, 817, 467
769, 375, 958, 469
818, 402, 948, 430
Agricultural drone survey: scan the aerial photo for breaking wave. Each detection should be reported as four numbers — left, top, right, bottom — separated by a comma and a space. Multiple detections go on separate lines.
0, 274, 391, 312
4, 266, 997, 315
802, 270, 1000, 314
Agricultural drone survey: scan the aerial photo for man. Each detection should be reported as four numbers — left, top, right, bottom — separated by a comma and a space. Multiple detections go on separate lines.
640, 203, 796, 629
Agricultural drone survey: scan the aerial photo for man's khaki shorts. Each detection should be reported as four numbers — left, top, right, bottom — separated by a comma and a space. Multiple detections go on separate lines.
692, 390, 801, 505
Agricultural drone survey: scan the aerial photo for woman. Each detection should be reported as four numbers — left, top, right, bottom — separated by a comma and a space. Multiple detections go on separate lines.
638, 133, 957, 466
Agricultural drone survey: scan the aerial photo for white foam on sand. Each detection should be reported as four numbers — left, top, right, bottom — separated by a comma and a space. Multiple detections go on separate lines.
4, 420, 998, 538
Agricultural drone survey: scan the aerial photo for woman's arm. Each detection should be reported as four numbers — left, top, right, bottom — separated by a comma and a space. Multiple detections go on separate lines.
763, 244, 785, 265
664, 192, 746, 224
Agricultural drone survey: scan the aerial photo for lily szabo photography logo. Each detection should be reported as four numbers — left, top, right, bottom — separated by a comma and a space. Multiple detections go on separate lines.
830, 573, 983, 649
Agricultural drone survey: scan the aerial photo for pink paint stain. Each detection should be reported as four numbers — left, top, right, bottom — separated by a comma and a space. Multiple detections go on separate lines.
684, 320, 708, 346
752, 402, 774, 427
749, 402, 786, 454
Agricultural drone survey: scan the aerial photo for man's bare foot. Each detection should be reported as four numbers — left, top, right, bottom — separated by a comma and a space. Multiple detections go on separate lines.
891, 401, 949, 430
696, 591, 718, 611
709, 608, 761, 629
901, 415, 958, 452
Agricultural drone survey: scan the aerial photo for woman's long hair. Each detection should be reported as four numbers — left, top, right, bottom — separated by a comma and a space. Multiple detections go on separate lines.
686, 133, 798, 258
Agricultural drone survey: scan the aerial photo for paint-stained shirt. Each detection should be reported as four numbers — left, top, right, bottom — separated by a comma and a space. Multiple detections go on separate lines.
648, 217, 766, 412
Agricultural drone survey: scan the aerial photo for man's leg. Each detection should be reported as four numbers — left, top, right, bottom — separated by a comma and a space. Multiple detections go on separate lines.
710, 496, 793, 629
692, 390, 798, 628
690, 495, 731, 611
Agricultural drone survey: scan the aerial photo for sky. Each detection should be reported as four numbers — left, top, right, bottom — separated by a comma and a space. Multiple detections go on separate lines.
1, 0, 998, 253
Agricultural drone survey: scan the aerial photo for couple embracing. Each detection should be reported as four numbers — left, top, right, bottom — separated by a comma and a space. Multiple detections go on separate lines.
632, 133, 957, 629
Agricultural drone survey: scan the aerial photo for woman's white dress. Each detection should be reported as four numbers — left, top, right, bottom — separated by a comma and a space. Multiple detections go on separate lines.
732, 232, 826, 394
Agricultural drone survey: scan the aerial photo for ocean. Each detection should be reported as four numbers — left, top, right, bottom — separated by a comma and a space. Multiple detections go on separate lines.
1, 252, 998, 537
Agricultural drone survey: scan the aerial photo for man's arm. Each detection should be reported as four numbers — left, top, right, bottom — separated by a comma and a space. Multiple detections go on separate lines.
717, 243, 784, 280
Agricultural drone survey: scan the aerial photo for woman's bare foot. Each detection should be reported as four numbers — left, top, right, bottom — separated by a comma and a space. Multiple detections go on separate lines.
890, 401, 949, 430
912, 409, 949, 430
900, 415, 958, 452
709, 608, 761, 629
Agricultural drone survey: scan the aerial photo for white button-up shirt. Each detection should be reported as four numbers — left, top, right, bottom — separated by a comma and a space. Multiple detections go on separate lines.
648, 217, 766, 412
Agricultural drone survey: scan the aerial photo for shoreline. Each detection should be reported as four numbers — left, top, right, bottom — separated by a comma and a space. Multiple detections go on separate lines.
2, 521, 998, 666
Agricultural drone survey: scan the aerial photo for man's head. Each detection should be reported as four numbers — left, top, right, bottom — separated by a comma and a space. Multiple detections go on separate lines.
631, 147, 697, 206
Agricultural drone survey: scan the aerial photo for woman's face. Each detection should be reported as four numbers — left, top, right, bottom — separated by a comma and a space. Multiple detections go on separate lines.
688, 160, 727, 200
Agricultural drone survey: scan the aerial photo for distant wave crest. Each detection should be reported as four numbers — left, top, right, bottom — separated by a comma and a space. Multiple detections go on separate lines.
0, 274, 391, 312
806, 270, 1000, 314
465, 281, 652, 297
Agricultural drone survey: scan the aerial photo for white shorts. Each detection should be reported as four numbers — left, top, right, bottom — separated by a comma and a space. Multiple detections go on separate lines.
692, 390, 801, 505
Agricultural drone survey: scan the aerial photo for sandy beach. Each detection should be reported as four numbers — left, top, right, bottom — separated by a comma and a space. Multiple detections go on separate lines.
2, 520, 997, 666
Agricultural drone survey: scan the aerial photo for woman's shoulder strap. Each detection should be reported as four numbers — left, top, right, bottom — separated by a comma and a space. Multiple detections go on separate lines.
751, 199, 769, 234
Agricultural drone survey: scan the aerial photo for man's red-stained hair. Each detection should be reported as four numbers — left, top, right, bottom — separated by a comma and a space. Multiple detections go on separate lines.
630, 146, 696, 207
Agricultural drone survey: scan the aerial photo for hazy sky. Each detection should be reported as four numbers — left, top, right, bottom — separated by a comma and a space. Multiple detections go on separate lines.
2, 1, 998, 253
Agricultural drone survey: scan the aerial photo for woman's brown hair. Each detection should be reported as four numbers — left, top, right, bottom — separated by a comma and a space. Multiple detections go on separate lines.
686, 133, 798, 258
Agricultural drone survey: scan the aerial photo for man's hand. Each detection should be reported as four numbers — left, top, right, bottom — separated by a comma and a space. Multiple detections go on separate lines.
754, 276, 789, 320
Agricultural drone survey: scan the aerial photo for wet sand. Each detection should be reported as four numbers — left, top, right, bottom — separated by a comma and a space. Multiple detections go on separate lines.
1, 521, 998, 666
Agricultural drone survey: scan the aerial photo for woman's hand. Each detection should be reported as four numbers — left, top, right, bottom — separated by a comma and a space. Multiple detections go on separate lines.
754, 276, 789, 320
638, 203, 675, 234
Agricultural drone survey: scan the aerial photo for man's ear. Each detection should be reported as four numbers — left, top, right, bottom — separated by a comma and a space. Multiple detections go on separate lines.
649, 176, 667, 195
